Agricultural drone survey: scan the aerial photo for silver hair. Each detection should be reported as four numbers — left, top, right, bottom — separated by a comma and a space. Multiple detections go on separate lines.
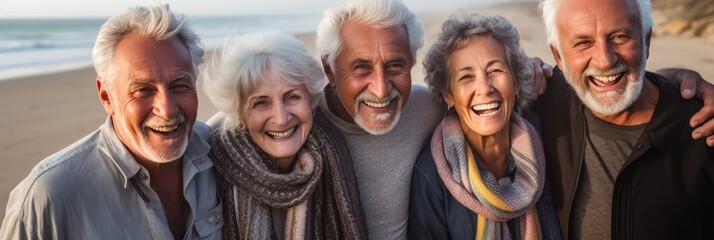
316, 0, 424, 73
92, 4, 204, 87
540, 0, 653, 52
201, 31, 327, 131
423, 13, 535, 114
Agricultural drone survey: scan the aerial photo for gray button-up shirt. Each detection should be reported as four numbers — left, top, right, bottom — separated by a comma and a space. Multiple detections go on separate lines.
0, 117, 223, 239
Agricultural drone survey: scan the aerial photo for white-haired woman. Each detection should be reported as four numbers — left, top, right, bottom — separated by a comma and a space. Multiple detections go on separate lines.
408, 13, 561, 239
202, 32, 367, 239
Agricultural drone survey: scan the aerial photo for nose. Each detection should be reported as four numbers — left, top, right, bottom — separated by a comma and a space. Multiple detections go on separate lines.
367, 66, 392, 99
474, 76, 495, 96
271, 102, 292, 125
592, 41, 617, 70
153, 90, 179, 119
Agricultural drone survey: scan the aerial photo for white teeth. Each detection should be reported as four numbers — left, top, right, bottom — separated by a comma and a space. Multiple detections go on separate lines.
363, 100, 391, 108
471, 102, 501, 117
267, 126, 296, 139
148, 125, 179, 133
471, 102, 501, 111
362, 101, 392, 108
591, 73, 622, 85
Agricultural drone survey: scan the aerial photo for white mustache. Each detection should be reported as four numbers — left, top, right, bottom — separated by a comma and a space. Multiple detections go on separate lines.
144, 114, 186, 128
356, 88, 400, 103
583, 61, 628, 77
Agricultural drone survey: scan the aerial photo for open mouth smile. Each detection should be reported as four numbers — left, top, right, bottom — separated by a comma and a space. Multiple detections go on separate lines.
145, 122, 183, 137
266, 126, 297, 139
362, 99, 393, 108
471, 102, 501, 117
589, 72, 624, 87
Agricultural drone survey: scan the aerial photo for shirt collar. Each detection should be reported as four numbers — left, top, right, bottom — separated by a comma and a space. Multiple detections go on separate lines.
97, 117, 213, 188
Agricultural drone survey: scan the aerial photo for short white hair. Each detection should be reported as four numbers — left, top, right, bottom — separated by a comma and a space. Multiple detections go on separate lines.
92, 4, 204, 87
316, 0, 424, 72
201, 32, 326, 131
540, 0, 653, 51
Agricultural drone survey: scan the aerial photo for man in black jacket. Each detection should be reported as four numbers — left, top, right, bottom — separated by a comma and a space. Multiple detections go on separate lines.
537, 0, 714, 239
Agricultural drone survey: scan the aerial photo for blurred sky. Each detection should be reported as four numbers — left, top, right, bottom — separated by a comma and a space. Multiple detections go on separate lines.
0, 0, 501, 19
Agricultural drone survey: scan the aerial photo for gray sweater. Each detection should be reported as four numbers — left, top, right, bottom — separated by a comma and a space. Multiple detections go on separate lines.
318, 84, 444, 240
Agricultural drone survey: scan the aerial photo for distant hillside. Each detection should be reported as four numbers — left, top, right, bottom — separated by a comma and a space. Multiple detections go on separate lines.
652, 0, 714, 37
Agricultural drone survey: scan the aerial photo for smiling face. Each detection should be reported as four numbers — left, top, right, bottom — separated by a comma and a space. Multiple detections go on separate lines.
445, 36, 518, 138
325, 21, 413, 135
98, 32, 197, 163
551, 0, 648, 116
243, 80, 313, 172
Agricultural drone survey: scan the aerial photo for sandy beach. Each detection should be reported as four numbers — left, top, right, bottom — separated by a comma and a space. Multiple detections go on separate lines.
1, 2, 713, 222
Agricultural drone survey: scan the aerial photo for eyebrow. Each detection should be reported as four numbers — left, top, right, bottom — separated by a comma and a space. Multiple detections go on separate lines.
127, 79, 153, 89
454, 59, 504, 73
171, 73, 193, 82
247, 87, 300, 102
349, 58, 371, 67
455, 65, 474, 73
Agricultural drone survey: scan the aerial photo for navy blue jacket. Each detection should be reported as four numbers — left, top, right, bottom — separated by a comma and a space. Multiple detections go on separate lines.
408, 144, 563, 240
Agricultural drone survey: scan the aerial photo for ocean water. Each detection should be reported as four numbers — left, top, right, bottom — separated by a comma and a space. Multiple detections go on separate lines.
0, 15, 321, 81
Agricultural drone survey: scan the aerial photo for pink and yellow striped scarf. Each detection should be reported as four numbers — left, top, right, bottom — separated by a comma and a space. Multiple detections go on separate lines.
431, 114, 546, 239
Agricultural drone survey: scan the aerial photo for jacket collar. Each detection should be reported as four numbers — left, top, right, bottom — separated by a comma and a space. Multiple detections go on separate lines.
633, 72, 688, 155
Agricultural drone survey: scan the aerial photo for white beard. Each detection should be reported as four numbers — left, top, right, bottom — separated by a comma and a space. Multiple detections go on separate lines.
560, 53, 647, 116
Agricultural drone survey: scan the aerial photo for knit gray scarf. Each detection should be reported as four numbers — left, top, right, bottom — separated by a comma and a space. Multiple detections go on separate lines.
210, 110, 367, 240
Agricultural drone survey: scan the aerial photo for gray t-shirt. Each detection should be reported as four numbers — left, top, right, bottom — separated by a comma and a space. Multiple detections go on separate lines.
318, 84, 443, 240
570, 109, 646, 239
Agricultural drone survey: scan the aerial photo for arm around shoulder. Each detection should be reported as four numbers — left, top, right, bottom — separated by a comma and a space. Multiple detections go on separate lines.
656, 68, 714, 146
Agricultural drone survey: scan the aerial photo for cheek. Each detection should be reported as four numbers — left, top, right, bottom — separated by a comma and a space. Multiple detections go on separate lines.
393, 76, 412, 97
620, 44, 644, 66
245, 112, 267, 135
121, 101, 149, 126
390, 75, 412, 108
338, 80, 363, 110
567, 52, 590, 72
452, 82, 474, 103
177, 95, 198, 115
293, 102, 314, 124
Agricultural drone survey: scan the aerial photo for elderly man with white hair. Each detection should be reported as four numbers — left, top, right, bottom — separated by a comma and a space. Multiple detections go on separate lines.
536, 0, 714, 238
0, 5, 222, 239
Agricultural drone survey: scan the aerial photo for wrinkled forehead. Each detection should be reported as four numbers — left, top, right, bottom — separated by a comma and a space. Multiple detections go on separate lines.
112, 34, 194, 83
556, 0, 639, 23
556, 0, 641, 31
342, 21, 408, 43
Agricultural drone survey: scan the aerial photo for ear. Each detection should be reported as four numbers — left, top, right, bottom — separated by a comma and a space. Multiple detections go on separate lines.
97, 78, 114, 115
321, 56, 336, 88
442, 89, 455, 109
550, 44, 563, 68
644, 30, 652, 59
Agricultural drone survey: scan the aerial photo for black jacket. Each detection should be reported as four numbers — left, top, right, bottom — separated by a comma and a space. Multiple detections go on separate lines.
535, 68, 714, 239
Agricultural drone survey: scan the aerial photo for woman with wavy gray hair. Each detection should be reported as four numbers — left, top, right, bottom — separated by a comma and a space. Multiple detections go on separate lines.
408, 13, 560, 239
202, 31, 366, 239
